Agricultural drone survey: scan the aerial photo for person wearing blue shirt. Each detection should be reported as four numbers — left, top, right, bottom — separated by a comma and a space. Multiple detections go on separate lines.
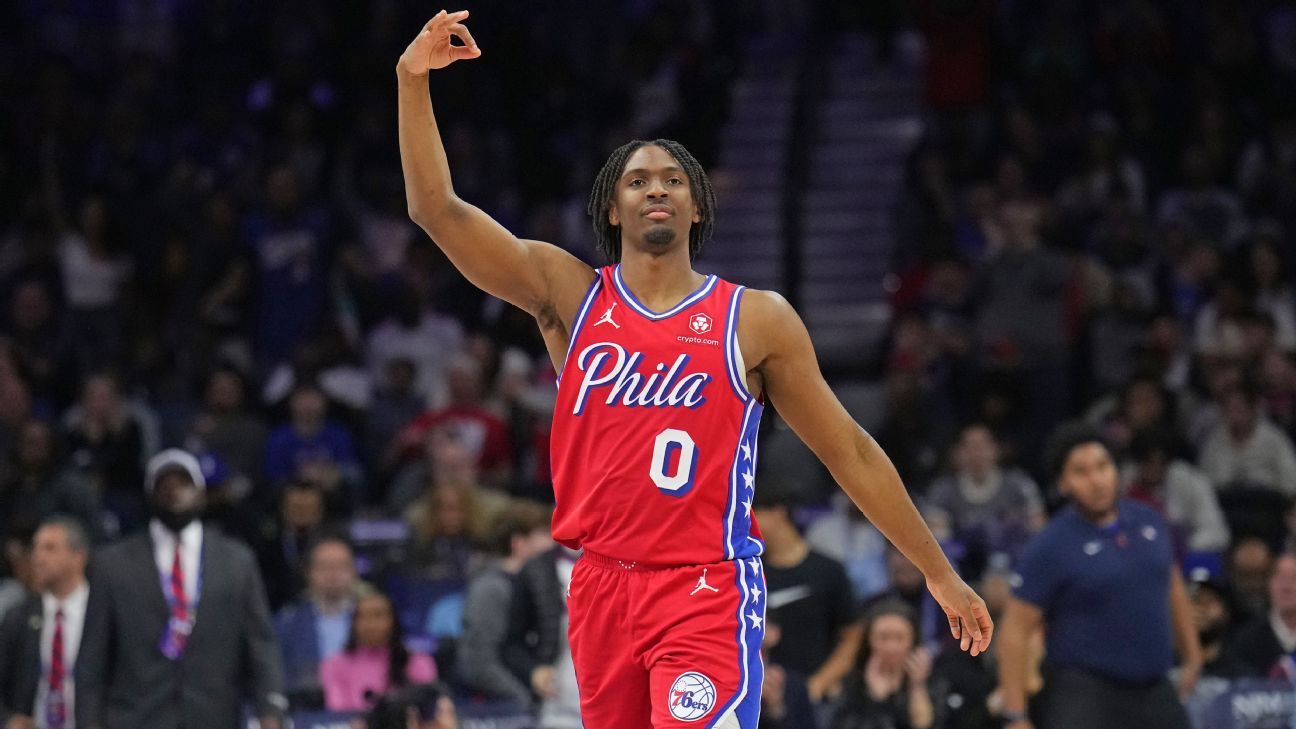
996, 425, 1201, 729
264, 381, 364, 511
274, 537, 363, 703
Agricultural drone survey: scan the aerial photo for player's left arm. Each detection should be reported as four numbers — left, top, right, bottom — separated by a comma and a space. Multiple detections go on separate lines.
742, 290, 992, 655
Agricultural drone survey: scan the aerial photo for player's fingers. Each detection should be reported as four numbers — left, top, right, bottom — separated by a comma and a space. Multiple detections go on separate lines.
447, 22, 479, 50
972, 599, 995, 653
449, 45, 482, 61
957, 599, 985, 656
945, 607, 961, 641
422, 10, 448, 32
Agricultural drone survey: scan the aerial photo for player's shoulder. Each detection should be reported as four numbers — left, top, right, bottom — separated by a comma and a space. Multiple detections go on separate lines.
735, 287, 800, 332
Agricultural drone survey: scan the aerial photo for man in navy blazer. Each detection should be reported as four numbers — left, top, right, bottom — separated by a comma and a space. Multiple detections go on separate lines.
274, 536, 362, 700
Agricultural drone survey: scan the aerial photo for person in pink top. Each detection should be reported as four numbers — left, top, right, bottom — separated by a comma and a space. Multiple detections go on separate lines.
320, 591, 437, 711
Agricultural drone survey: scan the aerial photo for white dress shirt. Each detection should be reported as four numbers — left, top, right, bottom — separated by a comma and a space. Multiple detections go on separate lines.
35, 581, 89, 729
149, 520, 204, 610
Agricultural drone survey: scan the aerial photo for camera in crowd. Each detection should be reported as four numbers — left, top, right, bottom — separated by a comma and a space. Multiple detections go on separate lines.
365, 683, 455, 729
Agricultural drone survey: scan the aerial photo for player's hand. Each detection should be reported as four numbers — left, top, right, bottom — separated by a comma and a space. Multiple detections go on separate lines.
926, 569, 993, 656
398, 10, 481, 76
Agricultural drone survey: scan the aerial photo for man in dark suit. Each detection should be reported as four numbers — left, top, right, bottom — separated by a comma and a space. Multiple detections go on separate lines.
1225, 551, 1296, 676
75, 449, 287, 729
0, 516, 90, 729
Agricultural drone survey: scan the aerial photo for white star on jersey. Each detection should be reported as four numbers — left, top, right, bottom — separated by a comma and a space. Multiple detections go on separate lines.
739, 442, 751, 463
750, 584, 762, 601
746, 610, 764, 629
741, 470, 754, 490
593, 302, 621, 329
743, 498, 752, 517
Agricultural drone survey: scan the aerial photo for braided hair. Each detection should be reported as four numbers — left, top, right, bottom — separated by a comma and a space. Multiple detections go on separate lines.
586, 139, 716, 262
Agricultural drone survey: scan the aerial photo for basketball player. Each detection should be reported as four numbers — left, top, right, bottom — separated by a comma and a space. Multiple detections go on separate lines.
396, 11, 992, 728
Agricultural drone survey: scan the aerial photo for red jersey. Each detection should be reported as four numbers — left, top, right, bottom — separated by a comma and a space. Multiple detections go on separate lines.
550, 265, 764, 566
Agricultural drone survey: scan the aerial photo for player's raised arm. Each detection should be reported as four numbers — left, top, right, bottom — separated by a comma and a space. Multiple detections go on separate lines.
396, 10, 592, 316
743, 290, 993, 656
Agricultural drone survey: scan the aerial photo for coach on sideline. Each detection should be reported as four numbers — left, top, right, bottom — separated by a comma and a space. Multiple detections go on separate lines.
996, 425, 1201, 729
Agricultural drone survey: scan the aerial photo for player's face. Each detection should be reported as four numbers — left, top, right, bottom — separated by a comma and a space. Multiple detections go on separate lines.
608, 145, 701, 254
1059, 442, 1119, 519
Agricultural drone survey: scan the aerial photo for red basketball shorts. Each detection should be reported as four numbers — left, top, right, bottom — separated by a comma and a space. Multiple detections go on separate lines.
567, 551, 766, 728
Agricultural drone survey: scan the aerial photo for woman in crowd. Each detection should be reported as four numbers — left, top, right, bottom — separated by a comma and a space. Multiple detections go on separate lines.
830, 601, 941, 729
321, 590, 438, 711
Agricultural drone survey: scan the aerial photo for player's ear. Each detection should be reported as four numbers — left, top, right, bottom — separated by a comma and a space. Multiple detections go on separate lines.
692, 207, 701, 224
608, 203, 620, 227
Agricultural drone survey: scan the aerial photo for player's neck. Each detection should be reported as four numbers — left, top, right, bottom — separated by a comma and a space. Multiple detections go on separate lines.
617, 250, 704, 311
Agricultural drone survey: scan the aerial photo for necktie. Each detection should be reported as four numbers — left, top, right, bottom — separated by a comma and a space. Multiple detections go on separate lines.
47, 607, 66, 729
169, 538, 190, 656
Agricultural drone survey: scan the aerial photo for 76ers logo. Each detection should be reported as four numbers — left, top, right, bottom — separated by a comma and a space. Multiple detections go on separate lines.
689, 313, 713, 334
668, 672, 716, 721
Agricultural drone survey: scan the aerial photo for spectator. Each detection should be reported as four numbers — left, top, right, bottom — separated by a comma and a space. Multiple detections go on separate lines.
1227, 536, 1276, 621
62, 373, 146, 532
263, 381, 363, 511
0, 527, 34, 623
829, 601, 939, 729
996, 426, 1199, 729
76, 449, 286, 729
250, 481, 330, 611
1198, 382, 1296, 497
275, 537, 364, 700
405, 480, 506, 583
186, 367, 268, 505
514, 544, 583, 729
457, 500, 553, 706
5, 278, 76, 412
244, 166, 335, 368
924, 424, 1045, 560
1260, 349, 1296, 442
0, 419, 104, 544
394, 356, 513, 489
0, 517, 90, 729
1184, 568, 1248, 682
1223, 551, 1296, 677
758, 611, 816, 729
363, 358, 424, 485
805, 492, 891, 603
47, 191, 133, 373
1124, 429, 1231, 553
386, 425, 483, 518
320, 591, 436, 712
365, 285, 464, 412
753, 488, 864, 705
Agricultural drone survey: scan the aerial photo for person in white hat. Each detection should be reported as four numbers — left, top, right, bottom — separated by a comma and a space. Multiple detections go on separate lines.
76, 449, 287, 729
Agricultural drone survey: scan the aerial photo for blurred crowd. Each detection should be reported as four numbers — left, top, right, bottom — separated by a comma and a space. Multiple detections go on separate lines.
4, 0, 1296, 728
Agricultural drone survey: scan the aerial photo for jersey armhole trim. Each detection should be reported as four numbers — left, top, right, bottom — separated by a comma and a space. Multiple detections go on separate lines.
724, 286, 753, 403
555, 271, 604, 385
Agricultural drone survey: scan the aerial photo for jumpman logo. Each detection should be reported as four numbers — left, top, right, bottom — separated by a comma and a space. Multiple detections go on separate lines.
593, 302, 621, 329
690, 568, 720, 596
